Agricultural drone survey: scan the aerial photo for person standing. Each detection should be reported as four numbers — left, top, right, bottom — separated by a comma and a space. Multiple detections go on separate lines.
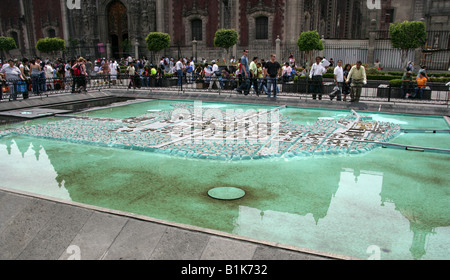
211, 60, 221, 90
109, 59, 119, 85
19, 58, 31, 99
175, 58, 184, 86
332, 60, 344, 101
346, 61, 367, 102
309, 56, 327, 100
257, 62, 267, 94
72, 57, 87, 93
264, 54, 281, 98
44, 62, 54, 90
342, 64, 351, 101
185, 59, 194, 84
236, 50, 250, 95
36, 57, 46, 92
30, 59, 41, 96
127, 61, 136, 89
0, 59, 25, 101
203, 63, 213, 88
249, 57, 260, 96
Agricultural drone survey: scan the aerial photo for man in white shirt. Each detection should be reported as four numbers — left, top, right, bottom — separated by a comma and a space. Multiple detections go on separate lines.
211, 60, 221, 90
309, 56, 327, 100
44, 62, 54, 90
332, 59, 344, 101
175, 58, 184, 86
109, 60, 119, 85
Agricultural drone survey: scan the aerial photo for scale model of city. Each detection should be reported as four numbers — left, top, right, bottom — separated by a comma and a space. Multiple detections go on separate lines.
1, 103, 401, 160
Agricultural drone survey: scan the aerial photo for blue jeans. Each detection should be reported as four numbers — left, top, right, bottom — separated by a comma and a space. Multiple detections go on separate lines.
258, 78, 267, 92
237, 76, 250, 93
143, 77, 150, 87
267, 77, 278, 97
32, 74, 40, 94
39, 72, 46, 92
177, 70, 183, 86
414, 87, 424, 99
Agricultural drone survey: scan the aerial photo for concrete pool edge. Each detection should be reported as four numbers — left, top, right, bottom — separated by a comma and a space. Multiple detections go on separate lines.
0, 186, 359, 260
106, 89, 450, 117
0, 89, 449, 117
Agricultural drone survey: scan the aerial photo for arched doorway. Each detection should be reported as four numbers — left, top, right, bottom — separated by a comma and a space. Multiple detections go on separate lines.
107, 0, 128, 59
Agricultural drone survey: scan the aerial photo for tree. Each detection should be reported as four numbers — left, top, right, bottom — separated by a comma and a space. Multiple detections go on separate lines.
389, 21, 426, 71
36, 37, 66, 57
214, 29, 239, 68
297, 30, 324, 70
145, 32, 171, 63
0, 36, 18, 61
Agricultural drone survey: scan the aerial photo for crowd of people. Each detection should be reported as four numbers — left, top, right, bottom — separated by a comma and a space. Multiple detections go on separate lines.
0, 52, 442, 103
0, 56, 91, 101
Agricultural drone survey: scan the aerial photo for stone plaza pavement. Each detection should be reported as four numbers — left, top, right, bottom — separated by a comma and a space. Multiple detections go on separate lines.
0, 188, 342, 260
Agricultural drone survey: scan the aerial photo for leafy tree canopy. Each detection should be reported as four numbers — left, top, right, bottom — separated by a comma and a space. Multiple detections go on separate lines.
145, 32, 171, 52
0, 37, 17, 52
214, 29, 239, 49
36, 37, 66, 53
297, 30, 324, 52
389, 21, 426, 50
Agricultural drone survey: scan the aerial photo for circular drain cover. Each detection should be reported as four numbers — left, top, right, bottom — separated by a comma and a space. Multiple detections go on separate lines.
208, 187, 246, 200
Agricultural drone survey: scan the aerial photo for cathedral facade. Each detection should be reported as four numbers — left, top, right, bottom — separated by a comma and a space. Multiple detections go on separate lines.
1, 0, 449, 63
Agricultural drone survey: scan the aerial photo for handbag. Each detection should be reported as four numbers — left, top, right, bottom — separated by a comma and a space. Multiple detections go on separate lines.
15, 81, 28, 93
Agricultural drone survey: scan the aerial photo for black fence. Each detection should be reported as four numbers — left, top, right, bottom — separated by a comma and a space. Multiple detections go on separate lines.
1, 73, 449, 105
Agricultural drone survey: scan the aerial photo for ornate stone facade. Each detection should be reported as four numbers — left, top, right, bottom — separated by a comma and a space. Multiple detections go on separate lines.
0, 0, 448, 62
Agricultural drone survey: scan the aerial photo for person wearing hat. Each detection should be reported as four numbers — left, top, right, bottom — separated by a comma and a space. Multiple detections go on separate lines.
401, 71, 413, 99
0, 59, 25, 101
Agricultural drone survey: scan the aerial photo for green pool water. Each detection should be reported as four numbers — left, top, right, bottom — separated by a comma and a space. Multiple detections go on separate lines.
0, 100, 449, 260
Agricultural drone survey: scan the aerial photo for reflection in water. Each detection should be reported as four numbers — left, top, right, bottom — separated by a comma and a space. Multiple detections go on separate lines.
0, 138, 71, 201
232, 168, 449, 260
0, 135, 448, 260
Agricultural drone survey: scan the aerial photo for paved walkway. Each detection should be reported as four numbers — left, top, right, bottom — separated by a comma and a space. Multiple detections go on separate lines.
0, 188, 344, 260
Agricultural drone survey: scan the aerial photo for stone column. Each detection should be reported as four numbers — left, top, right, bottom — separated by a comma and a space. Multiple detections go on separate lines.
414, 18, 426, 68
367, 19, 377, 66
156, 0, 164, 32
134, 39, 139, 59
106, 43, 112, 60
319, 35, 325, 58
192, 39, 197, 62
276, 35, 281, 60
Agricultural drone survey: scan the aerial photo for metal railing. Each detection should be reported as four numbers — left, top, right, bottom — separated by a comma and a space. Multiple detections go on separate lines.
1, 73, 449, 106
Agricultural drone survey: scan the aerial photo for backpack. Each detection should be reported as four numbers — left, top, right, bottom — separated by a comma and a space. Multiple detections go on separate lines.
73, 64, 82, 76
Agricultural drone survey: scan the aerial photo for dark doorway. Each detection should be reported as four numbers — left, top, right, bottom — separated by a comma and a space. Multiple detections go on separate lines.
108, 0, 128, 59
